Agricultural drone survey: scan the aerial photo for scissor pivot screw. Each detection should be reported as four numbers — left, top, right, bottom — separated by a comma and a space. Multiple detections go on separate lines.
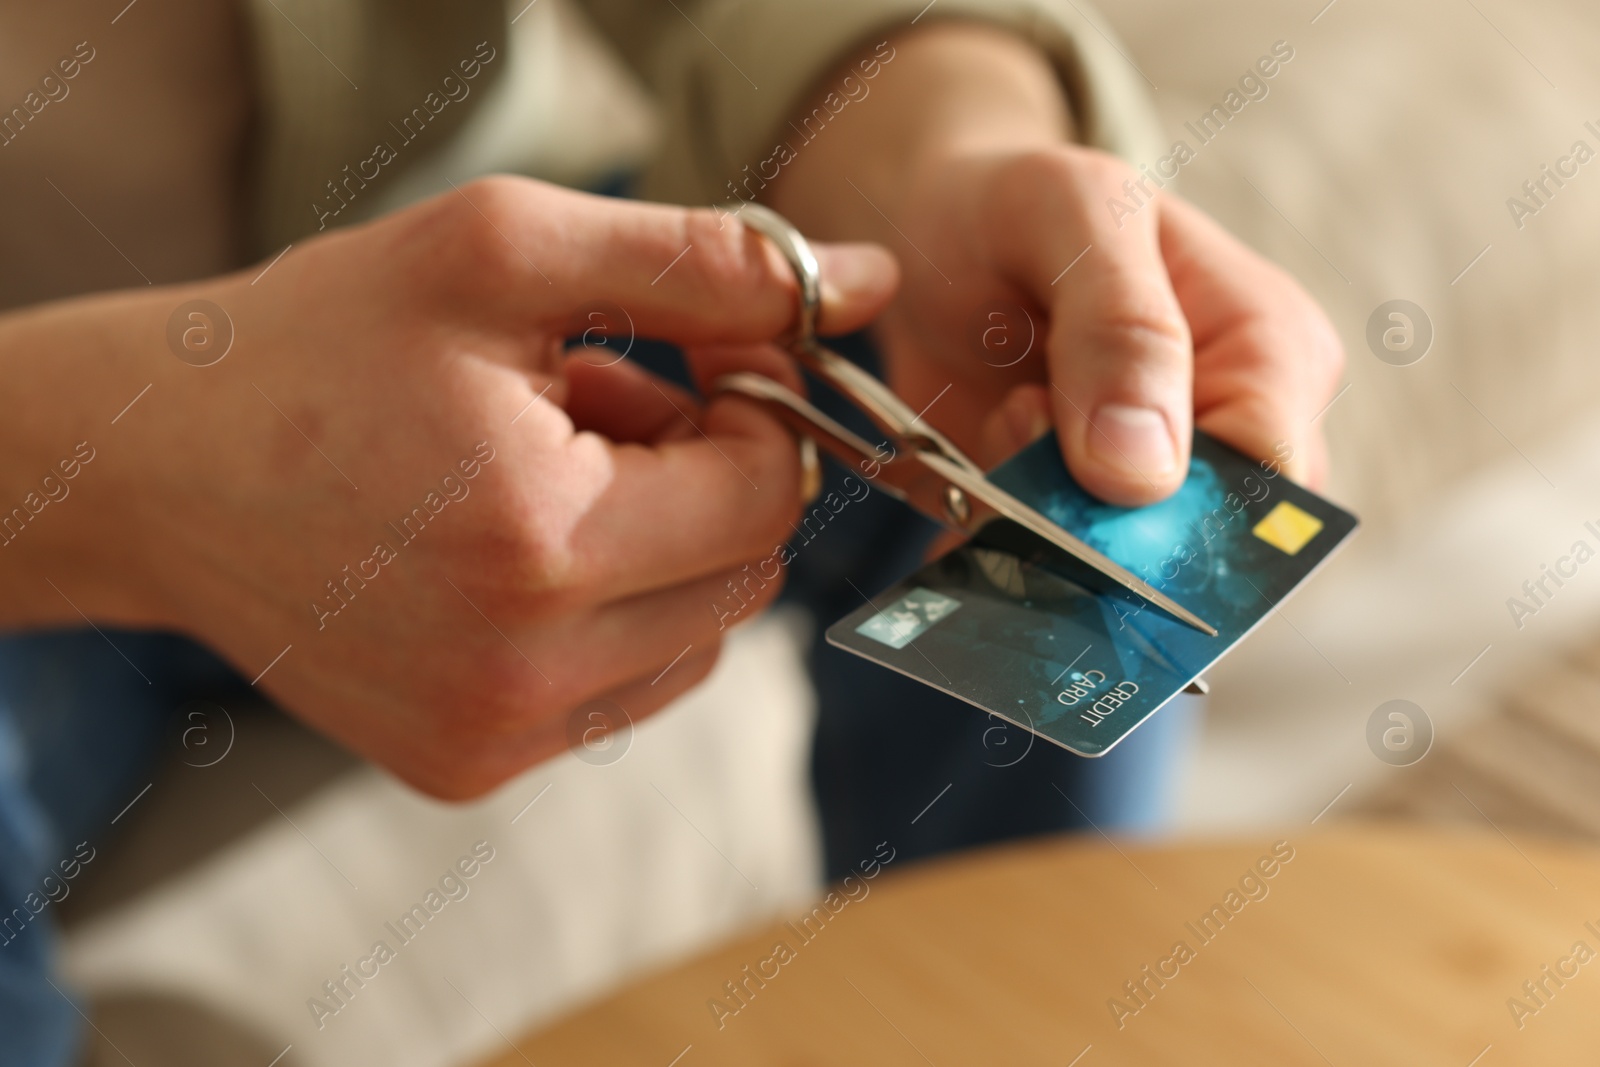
944, 485, 971, 526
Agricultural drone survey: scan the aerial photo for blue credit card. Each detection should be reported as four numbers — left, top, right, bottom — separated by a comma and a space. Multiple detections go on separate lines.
825, 431, 1358, 757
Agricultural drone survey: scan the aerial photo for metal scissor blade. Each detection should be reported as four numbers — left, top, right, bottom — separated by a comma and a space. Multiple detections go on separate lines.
712, 373, 969, 523
915, 451, 1219, 637
792, 340, 984, 478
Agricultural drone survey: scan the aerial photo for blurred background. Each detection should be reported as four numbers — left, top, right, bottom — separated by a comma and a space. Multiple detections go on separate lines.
56, 0, 1600, 1064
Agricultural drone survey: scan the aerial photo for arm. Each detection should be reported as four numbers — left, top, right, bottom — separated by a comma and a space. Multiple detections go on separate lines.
603, 0, 1341, 502
584, 0, 1164, 206
0, 179, 895, 796
763, 21, 1343, 503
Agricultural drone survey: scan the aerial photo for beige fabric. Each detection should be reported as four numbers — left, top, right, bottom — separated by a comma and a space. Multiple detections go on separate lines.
1090, 0, 1600, 830
64, 611, 825, 1067
360, 0, 663, 217
582, 0, 1167, 203
1354, 625, 1600, 842
241, 0, 508, 254
1104, 0, 1600, 531
242, 0, 1163, 256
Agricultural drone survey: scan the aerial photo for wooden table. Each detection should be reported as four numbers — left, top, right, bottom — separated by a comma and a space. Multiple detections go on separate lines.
480, 824, 1600, 1065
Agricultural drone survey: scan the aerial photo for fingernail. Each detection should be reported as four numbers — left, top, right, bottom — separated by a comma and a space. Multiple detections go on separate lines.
1026, 409, 1051, 445
797, 436, 823, 504
1088, 404, 1177, 478
817, 244, 894, 305
1007, 403, 1051, 451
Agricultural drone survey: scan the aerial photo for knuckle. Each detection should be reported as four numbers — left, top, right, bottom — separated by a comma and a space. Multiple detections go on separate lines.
461, 670, 569, 746
404, 692, 555, 802
439, 176, 549, 280
1074, 292, 1192, 365
474, 520, 578, 605
423, 750, 506, 800
997, 145, 1132, 207
987, 149, 1068, 223
461, 442, 602, 603
726, 554, 789, 614
458, 174, 537, 225
437, 542, 574, 655
683, 208, 792, 322
660, 644, 721, 692
758, 459, 805, 531
415, 750, 517, 802
1306, 305, 1346, 381
392, 180, 513, 295
1076, 149, 1139, 191
1257, 273, 1345, 387
741, 459, 805, 555
1000, 144, 1076, 186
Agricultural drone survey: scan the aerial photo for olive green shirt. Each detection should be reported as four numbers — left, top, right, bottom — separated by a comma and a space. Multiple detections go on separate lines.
244, 0, 1163, 254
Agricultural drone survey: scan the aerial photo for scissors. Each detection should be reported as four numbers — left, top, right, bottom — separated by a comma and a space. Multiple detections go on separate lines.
712, 204, 1217, 638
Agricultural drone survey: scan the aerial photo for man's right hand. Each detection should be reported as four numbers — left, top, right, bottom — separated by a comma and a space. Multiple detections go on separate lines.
0, 178, 897, 798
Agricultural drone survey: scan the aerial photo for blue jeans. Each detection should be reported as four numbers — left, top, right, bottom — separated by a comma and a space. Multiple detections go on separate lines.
0, 631, 254, 1067
0, 342, 1199, 1063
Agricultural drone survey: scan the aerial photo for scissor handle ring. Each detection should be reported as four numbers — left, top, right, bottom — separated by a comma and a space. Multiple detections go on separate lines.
718, 203, 822, 344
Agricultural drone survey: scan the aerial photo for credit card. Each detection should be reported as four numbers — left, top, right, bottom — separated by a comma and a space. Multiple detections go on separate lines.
825, 431, 1358, 757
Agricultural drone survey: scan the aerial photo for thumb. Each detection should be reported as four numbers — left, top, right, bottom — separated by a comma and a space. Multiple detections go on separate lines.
1013, 164, 1192, 506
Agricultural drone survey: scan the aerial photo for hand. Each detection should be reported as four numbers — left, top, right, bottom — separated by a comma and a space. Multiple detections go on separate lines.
767, 24, 1343, 506
0, 177, 896, 797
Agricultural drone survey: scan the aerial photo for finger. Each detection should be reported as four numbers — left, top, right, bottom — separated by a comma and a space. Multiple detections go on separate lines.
440, 178, 898, 343
561, 355, 701, 444
562, 645, 722, 766
415, 556, 775, 795
586, 645, 720, 735
991, 153, 1193, 506
445, 645, 724, 798
1297, 432, 1330, 490
680, 342, 806, 399
505, 386, 804, 606
814, 243, 901, 335
539, 556, 784, 706
976, 381, 1052, 469
1159, 196, 1344, 487
924, 525, 966, 563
